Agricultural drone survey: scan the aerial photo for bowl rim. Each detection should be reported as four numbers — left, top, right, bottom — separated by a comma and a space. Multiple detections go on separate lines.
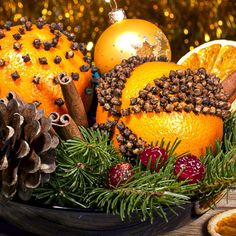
7, 199, 194, 215
7, 199, 104, 213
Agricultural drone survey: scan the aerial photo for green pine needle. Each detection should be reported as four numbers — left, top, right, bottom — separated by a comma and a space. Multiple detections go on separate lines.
85, 140, 198, 222
34, 174, 86, 208
33, 111, 236, 223
34, 127, 120, 206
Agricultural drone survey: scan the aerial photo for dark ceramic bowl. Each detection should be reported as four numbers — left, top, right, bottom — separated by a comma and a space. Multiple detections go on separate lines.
0, 200, 195, 236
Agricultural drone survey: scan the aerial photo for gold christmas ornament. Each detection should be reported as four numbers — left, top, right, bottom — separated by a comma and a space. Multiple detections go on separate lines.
94, 5, 171, 73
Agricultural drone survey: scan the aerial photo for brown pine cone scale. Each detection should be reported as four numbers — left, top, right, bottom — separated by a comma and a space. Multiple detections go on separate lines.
0, 92, 59, 201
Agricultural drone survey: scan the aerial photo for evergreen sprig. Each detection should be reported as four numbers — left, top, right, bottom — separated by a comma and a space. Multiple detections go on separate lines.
34, 127, 119, 206
33, 174, 86, 208
33, 111, 236, 222
85, 139, 197, 222
224, 110, 236, 146
65, 127, 118, 174
196, 111, 236, 198
86, 169, 197, 222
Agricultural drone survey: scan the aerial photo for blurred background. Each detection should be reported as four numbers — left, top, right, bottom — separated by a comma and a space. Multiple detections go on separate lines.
0, 0, 236, 61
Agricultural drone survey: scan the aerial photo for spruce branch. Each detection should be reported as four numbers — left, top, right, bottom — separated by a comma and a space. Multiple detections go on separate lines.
197, 147, 236, 198
57, 127, 119, 190
56, 143, 99, 192
194, 111, 236, 199
224, 110, 236, 145
85, 140, 197, 222
33, 111, 236, 222
34, 127, 120, 206
65, 127, 119, 173
33, 174, 86, 208
85, 169, 197, 222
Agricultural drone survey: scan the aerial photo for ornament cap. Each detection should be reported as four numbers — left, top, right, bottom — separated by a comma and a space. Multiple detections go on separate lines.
108, 9, 126, 24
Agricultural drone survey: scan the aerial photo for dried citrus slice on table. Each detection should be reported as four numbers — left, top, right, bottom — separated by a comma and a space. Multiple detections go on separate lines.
208, 209, 236, 236
177, 40, 236, 110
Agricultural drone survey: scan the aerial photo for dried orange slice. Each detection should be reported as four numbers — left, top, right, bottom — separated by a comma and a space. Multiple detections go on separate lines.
177, 40, 236, 81
208, 209, 236, 236
178, 40, 236, 110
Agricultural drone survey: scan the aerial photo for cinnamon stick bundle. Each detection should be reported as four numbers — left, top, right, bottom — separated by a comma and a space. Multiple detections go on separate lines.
49, 112, 83, 140
59, 75, 89, 128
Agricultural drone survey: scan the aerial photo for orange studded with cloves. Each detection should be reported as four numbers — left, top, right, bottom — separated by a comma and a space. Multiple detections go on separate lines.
0, 18, 91, 115
96, 58, 230, 158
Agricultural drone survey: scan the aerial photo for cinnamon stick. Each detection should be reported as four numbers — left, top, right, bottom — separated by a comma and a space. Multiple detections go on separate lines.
84, 84, 94, 114
51, 114, 83, 140
59, 75, 88, 128
49, 112, 60, 123
222, 70, 236, 103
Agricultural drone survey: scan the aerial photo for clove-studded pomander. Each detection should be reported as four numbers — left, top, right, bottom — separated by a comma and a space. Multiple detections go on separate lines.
0, 18, 92, 115
96, 58, 231, 159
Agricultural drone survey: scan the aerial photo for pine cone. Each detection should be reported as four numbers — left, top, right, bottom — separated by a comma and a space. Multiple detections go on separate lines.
0, 92, 59, 201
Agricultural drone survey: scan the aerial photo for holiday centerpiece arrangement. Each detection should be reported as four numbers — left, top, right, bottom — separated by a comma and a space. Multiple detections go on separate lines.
1, 2, 236, 236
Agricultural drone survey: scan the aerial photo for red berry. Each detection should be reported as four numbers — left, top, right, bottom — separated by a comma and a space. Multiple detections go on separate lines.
139, 147, 168, 172
174, 154, 205, 184
108, 162, 134, 188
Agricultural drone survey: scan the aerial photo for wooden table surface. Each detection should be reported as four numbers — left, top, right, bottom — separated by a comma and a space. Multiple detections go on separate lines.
162, 189, 236, 236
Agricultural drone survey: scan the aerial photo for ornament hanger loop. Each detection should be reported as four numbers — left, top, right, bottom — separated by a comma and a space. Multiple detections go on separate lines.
106, 0, 126, 24
107, 0, 118, 10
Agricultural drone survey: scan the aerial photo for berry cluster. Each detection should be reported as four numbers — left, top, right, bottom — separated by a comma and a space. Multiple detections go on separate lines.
107, 147, 205, 188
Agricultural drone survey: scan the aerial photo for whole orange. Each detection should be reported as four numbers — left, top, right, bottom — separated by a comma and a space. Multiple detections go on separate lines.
118, 112, 223, 158
0, 22, 91, 115
96, 60, 224, 158
96, 103, 118, 124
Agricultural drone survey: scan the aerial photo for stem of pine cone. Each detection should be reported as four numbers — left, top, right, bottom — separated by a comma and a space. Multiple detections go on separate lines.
59, 75, 89, 128
49, 113, 84, 140
222, 70, 236, 103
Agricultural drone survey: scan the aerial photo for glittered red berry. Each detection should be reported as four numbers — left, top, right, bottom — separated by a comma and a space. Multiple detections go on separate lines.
139, 147, 168, 172
108, 162, 134, 188
174, 154, 205, 184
